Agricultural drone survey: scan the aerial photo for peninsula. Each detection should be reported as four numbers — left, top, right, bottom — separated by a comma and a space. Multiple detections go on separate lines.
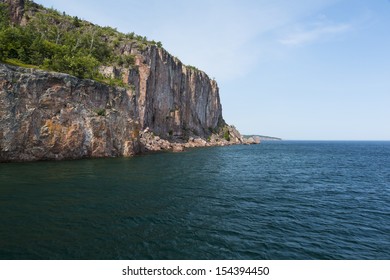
0, 0, 258, 162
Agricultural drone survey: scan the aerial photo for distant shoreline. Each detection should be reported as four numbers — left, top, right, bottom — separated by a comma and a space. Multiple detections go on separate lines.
244, 135, 282, 141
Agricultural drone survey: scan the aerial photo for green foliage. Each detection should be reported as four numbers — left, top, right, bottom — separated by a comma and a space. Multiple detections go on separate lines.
0, 2, 165, 80
126, 32, 135, 39
0, 3, 10, 29
107, 77, 126, 88
72, 16, 81, 27
116, 54, 136, 68
94, 74, 129, 88
24, 0, 34, 10
137, 42, 148, 51
65, 54, 100, 79
4, 58, 38, 69
95, 108, 106, 116
101, 26, 117, 36
223, 129, 231, 142
0, 10, 102, 79
187, 65, 199, 71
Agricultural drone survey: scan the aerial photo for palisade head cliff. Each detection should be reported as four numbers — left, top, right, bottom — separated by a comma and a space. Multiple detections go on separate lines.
0, 0, 258, 162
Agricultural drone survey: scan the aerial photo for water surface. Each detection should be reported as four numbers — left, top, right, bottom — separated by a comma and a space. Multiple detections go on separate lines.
1, 141, 389, 259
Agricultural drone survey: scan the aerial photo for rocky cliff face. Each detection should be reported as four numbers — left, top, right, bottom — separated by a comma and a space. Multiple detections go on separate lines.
0, 59, 244, 162
0, 1, 251, 162
0, 53, 248, 162
105, 45, 224, 140
1, 0, 25, 25
0, 64, 141, 161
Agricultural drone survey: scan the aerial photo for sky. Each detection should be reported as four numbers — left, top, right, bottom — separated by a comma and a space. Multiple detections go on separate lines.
35, 0, 390, 140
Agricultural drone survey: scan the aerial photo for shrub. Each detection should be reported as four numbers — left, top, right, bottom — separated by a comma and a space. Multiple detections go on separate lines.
0, 2, 164, 83
223, 129, 230, 141
95, 108, 106, 116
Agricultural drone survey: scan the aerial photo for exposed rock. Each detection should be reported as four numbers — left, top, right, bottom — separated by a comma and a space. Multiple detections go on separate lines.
172, 144, 185, 153
227, 125, 245, 143
1, 0, 25, 25
244, 136, 261, 145
0, 54, 258, 162
253, 136, 261, 144
0, 2, 259, 163
0, 64, 140, 161
100, 45, 223, 140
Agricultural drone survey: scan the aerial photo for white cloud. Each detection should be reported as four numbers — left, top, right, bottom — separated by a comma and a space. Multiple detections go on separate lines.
36, 0, 347, 81
141, 0, 345, 81
279, 21, 352, 46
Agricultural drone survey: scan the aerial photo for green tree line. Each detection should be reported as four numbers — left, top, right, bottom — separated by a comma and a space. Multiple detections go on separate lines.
0, 2, 162, 80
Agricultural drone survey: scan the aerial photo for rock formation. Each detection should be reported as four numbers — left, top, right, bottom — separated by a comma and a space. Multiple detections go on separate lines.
0, 1, 255, 162
1, 0, 25, 25
0, 64, 141, 161
107, 45, 224, 140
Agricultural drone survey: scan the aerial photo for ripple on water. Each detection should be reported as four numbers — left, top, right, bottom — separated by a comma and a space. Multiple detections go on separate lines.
0, 141, 390, 259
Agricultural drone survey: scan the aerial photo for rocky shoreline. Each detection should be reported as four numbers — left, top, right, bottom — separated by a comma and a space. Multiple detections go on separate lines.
139, 127, 260, 154
0, 1, 259, 163
0, 63, 259, 162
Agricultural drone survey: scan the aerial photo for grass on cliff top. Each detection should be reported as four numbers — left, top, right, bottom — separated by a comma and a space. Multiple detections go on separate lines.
3, 58, 39, 69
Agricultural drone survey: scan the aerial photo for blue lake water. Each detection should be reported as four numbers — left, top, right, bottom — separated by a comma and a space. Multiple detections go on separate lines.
0, 141, 389, 259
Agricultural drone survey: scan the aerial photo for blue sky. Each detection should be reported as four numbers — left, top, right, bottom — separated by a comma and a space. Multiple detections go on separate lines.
35, 0, 390, 140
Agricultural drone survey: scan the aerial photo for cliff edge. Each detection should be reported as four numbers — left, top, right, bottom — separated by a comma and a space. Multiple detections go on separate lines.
0, 1, 252, 162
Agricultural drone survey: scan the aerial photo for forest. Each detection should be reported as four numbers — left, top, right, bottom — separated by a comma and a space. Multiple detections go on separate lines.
0, 1, 161, 81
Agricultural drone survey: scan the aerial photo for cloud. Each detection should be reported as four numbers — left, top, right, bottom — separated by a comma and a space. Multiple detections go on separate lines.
279, 21, 352, 46
142, 0, 344, 81
36, 0, 347, 81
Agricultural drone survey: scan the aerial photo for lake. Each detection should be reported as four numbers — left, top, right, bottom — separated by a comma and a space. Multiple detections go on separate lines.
0, 141, 389, 259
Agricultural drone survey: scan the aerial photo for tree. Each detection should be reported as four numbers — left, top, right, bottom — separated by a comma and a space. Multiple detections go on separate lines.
0, 1, 164, 83
0, 27, 23, 60
73, 16, 81, 27
0, 3, 10, 30
66, 54, 99, 78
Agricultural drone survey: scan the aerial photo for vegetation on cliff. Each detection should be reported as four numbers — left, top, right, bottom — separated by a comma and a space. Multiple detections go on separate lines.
1, 0, 251, 163
0, 0, 162, 80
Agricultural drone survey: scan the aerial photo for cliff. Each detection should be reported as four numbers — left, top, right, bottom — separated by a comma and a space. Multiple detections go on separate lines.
114, 45, 224, 140
0, 1, 249, 162
0, 64, 141, 161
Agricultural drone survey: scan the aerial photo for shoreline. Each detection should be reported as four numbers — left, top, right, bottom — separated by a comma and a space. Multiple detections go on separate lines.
0, 129, 260, 163
139, 127, 260, 154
